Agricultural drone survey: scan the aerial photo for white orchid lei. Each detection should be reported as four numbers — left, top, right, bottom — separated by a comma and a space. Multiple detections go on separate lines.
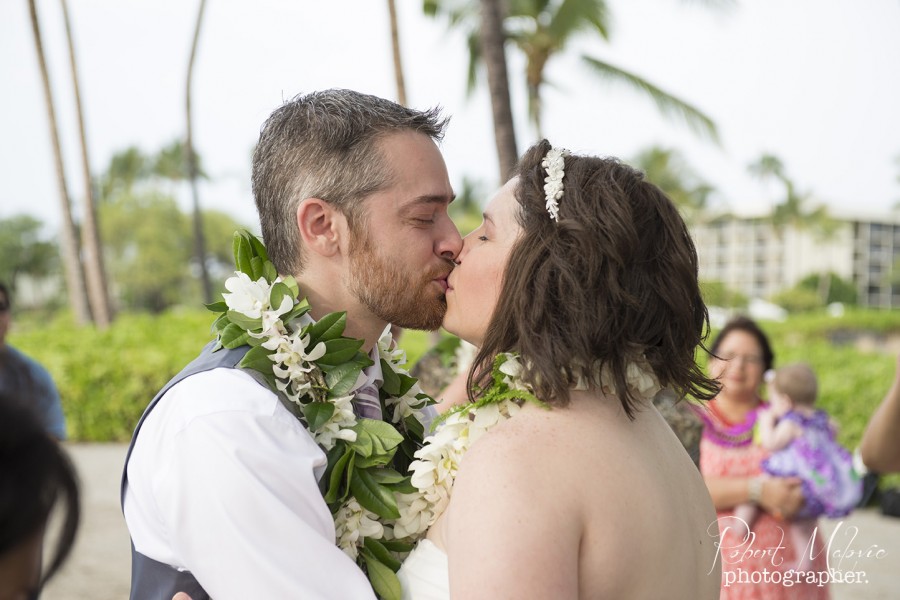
402, 351, 663, 531
206, 231, 434, 600
401, 353, 544, 531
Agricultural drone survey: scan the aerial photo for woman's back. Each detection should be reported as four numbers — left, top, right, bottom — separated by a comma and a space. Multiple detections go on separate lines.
433, 393, 721, 599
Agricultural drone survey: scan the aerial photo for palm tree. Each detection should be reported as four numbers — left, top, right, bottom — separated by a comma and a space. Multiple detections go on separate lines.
186, 0, 213, 304
477, 0, 518, 181
427, 0, 719, 141
386, 0, 408, 105
633, 145, 713, 224
425, 0, 518, 181
60, 0, 112, 327
28, 0, 91, 325
749, 153, 837, 303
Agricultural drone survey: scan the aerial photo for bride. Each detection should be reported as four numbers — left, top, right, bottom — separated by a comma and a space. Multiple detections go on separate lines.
397, 140, 722, 599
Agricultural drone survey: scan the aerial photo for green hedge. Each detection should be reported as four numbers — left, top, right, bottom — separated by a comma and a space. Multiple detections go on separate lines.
8, 309, 900, 456
11, 310, 214, 441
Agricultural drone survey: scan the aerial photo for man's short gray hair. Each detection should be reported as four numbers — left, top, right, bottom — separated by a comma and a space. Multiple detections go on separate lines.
252, 89, 449, 276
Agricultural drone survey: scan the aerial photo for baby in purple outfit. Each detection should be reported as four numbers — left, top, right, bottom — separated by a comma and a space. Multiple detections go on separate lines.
734, 363, 861, 570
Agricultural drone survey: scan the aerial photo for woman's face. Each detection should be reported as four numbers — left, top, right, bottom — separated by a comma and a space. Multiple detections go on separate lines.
442, 179, 521, 346
708, 329, 766, 400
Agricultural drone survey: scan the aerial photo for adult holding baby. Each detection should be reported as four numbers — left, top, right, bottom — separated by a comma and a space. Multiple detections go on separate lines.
693, 317, 828, 599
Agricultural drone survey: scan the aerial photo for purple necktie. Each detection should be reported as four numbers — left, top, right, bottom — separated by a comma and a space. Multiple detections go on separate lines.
353, 369, 383, 420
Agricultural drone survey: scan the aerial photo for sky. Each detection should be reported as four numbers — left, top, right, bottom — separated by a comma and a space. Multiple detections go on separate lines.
2, 0, 899, 235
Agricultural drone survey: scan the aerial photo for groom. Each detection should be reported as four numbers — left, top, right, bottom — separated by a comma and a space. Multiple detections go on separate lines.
122, 89, 461, 599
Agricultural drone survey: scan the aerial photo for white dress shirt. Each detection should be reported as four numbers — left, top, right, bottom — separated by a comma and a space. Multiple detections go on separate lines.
123, 367, 377, 599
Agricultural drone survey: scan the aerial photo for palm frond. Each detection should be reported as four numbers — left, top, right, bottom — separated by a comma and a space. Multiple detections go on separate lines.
581, 54, 719, 142
549, 0, 610, 41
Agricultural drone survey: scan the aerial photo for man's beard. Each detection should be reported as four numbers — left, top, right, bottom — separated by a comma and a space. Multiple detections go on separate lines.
346, 230, 449, 330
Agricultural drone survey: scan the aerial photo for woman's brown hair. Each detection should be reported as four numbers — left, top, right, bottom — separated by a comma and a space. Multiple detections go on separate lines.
469, 140, 719, 417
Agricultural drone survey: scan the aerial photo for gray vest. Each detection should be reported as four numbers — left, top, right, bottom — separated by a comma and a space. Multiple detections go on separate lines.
121, 341, 253, 600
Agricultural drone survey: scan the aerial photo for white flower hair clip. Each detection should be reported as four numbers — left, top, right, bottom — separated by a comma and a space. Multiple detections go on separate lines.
541, 146, 570, 222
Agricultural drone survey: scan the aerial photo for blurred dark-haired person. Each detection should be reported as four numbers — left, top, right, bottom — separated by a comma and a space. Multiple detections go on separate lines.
861, 354, 900, 473
0, 282, 66, 440
0, 396, 80, 599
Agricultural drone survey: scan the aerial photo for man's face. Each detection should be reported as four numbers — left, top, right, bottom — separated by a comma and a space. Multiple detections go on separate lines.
344, 131, 461, 330
0, 291, 9, 346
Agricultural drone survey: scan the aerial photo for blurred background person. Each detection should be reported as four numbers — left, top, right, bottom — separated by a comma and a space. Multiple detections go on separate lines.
734, 363, 861, 570
692, 316, 828, 599
0, 394, 80, 599
0, 282, 66, 440
861, 354, 900, 474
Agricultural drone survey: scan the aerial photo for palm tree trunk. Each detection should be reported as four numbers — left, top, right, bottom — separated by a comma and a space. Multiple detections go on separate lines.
387, 0, 407, 106
478, 0, 518, 182
186, 0, 212, 304
28, 0, 91, 325
60, 0, 112, 327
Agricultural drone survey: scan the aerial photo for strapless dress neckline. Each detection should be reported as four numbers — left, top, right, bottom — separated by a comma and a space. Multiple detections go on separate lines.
397, 538, 449, 600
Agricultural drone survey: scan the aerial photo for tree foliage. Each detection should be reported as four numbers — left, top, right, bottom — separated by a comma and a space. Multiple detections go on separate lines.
426, 0, 719, 139
0, 215, 59, 291
798, 273, 858, 306
633, 146, 713, 224
700, 280, 747, 309
97, 143, 246, 313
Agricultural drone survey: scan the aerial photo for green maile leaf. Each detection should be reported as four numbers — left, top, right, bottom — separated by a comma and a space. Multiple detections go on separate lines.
226, 310, 262, 332
369, 468, 406, 485
360, 550, 402, 600
354, 453, 394, 469
391, 476, 418, 495
220, 323, 252, 349
318, 338, 365, 366
238, 344, 274, 373
233, 232, 254, 275
363, 537, 402, 571
281, 274, 299, 297
403, 414, 425, 439
319, 443, 344, 496
397, 437, 417, 463
350, 468, 400, 519
379, 539, 415, 553
269, 281, 293, 312
211, 312, 229, 334
302, 402, 335, 432
325, 362, 365, 399
308, 311, 346, 345
350, 419, 404, 459
281, 301, 310, 324
248, 231, 270, 262
396, 373, 418, 397
263, 261, 278, 282
205, 300, 228, 313
250, 256, 266, 281
324, 445, 353, 503
380, 359, 402, 396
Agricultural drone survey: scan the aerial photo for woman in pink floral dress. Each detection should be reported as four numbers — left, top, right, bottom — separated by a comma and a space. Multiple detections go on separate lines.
694, 317, 829, 600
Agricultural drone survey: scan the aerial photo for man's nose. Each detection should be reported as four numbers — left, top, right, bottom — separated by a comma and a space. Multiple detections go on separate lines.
436, 215, 462, 260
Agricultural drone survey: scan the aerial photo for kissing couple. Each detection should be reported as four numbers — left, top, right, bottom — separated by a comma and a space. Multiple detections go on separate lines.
122, 89, 721, 600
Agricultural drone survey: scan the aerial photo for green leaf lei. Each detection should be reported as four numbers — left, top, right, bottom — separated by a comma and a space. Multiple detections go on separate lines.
207, 231, 434, 600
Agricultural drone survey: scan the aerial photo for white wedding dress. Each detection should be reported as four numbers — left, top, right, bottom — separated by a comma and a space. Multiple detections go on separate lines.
397, 539, 450, 600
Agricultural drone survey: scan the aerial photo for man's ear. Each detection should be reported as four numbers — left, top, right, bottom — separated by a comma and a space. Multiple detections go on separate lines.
296, 198, 345, 258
